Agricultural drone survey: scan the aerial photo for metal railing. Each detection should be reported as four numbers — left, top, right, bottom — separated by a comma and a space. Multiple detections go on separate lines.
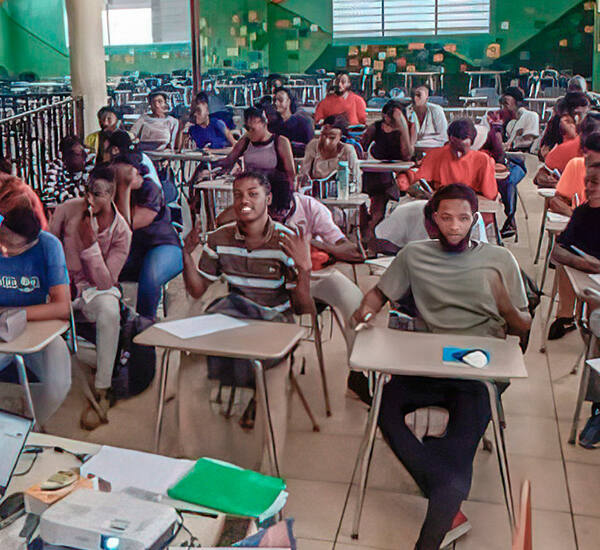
0, 93, 72, 119
0, 96, 83, 191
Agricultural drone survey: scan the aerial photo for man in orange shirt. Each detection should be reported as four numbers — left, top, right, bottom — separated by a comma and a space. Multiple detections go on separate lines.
408, 119, 498, 200
550, 132, 600, 216
314, 71, 367, 126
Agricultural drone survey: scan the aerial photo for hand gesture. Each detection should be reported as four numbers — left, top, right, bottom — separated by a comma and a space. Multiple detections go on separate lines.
350, 304, 376, 330
79, 207, 97, 249
279, 227, 312, 272
183, 220, 201, 254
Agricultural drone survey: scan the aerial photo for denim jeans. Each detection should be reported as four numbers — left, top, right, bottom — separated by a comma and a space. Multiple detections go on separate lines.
497, 160, 526, 222
120, 243, 183, 320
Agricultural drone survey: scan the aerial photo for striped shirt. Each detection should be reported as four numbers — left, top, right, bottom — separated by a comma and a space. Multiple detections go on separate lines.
42, 152, 96, 206
198, 218, 296, 313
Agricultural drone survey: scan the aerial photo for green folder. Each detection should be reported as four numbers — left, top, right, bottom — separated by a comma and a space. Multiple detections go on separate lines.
167, 458, 287, 521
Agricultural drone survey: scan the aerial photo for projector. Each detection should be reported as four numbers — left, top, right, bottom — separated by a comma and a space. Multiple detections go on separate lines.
40, 489, 179, 550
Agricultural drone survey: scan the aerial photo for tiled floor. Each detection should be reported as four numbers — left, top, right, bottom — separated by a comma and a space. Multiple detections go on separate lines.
43, 156, 600, 549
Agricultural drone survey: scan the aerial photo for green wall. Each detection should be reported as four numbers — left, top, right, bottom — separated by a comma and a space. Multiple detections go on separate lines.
0, 0, 69, 78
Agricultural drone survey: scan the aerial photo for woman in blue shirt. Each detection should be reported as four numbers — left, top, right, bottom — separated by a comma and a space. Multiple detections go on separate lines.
0, 189, 71, 426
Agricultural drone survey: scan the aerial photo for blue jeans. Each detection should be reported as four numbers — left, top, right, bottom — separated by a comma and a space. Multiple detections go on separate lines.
497, 160, 526, 223
120, 243, 183, 319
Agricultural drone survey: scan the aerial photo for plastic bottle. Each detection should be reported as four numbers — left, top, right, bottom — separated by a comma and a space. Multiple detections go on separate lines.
337, 160, 349, 200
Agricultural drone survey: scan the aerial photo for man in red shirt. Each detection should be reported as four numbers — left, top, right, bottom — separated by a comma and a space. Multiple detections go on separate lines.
407, 118, 498, 200
314, 71, 367, 126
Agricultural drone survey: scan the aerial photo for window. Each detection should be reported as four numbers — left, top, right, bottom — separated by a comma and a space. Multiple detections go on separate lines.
102, 8, 153, 45
332, 0, 490, 39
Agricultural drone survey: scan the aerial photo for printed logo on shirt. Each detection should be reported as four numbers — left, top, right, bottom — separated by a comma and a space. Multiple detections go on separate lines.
0, 275, 40, 293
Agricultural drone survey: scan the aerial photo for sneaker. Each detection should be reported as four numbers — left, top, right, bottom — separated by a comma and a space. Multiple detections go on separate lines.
548, 317, 576, 340
440, 511, 472, 548
579, 411, 600, 449
500, 219, 517, 239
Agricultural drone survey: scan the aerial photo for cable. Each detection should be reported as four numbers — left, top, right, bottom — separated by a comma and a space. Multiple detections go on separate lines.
13, 449, 39, 477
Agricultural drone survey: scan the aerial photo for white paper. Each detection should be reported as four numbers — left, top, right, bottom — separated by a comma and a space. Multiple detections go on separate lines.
80, 446, 194, 494
587, 358, 600, 375
589, 274, 600, 286
154, 314, 247, 340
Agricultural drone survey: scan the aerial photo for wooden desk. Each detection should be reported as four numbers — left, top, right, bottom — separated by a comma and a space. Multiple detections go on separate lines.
1, 433, 225, 548
348, 327, 527, 539
0, 320, 69, 428
134, 319, 307, 476
358, 160, 414, 173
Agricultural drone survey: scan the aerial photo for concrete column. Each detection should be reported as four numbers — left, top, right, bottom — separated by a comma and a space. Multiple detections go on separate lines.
65, 0, 107, 136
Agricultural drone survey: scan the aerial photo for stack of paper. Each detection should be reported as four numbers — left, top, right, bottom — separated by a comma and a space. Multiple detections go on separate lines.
168, 458, 288, 522
154, 314, 247, 340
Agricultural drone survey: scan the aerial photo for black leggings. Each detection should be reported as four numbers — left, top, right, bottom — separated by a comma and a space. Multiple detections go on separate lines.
377, 376, 492, 550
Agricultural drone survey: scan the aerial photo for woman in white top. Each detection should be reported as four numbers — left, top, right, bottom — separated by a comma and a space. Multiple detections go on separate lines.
406, 85, 448, 148
130, 91, 179, 151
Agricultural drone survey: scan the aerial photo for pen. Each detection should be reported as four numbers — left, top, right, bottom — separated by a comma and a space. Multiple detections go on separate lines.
569, 245, 586, 257
355, 312, 373, 332
418, 179, 433, 194
574, 193, 580, 207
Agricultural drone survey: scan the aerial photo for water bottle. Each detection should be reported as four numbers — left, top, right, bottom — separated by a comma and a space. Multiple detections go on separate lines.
337, 160, 349, 200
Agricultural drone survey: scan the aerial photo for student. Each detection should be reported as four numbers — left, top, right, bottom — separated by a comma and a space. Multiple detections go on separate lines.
406, 85, 448, 148
182, 94, 236, 150
500, 87, 539, 151
268, 180, 364, 264
550, 132, 600, 216
314, 71, 367, 126
550, 162, 600, 445
269, 87, 314, 156
43, 135, 95, 206
0, 186, 71, 426
84, 106, 121, 154
112, 152, 182, 320
352, 184, 531, 550
50, 166, 132, 430
0, 173, 48, 231
216, 107, 296, 190
298, 115, 359, 190
537, 112, 600, 189
182, 171, 314, 464
360, 100, 414, 254
406, 118, 498, 200
130, 91, 179, 151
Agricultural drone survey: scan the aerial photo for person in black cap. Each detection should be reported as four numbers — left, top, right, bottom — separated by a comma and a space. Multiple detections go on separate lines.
500, 86, 539, 151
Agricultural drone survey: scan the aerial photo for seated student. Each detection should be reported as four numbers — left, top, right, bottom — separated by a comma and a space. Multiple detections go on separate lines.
550, 162, 600, 444
182, 171, 314, 464
215, 107, 296, 190
112, 152, 183, 320
365, 198, 488, 255
550, 132, 600, 217
500, 87, 539, 151
269, 87, 314, 157
537, 112, 600, 190
298, 115, 359, 190
0, 186, 71, 426
49, 166, 132, 430
549, 156, 600, 341
0, 173, 48, 231
84, 106, 121, 155
406, 85, 448, 148
105, 130, 162, 190
268, 180, 364, 265
181, 93, 236, 150
352, 184, 531, 550
130, 91, 179, 151
360, 100, 413, 253
314, 71, 367, 126
43, 135, 95, 206
405, 119, 498, 200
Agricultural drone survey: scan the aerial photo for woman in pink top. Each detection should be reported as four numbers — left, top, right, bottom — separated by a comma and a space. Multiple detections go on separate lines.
50, 165, 132, 430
